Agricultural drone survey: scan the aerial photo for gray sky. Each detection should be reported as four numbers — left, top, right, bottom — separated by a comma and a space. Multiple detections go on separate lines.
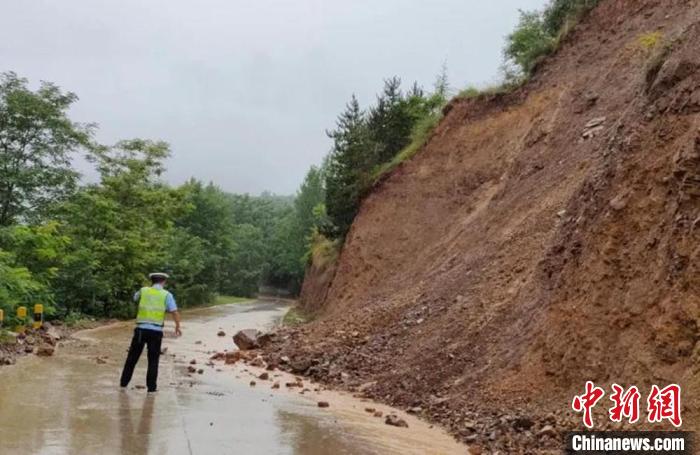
1, 0, 545, 195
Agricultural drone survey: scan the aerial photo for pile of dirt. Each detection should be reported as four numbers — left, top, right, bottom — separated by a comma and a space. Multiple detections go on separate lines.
265, 0, 700, 451
0, 323, 70, 365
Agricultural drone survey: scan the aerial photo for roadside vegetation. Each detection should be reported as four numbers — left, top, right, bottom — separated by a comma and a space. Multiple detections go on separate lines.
458, 0, 601, 100
282, 306, 310, 326
212, 295, 253, 306
0, 72, 316, 324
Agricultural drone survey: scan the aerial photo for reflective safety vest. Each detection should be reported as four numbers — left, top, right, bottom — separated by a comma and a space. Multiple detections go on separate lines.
136, 287, 168, 326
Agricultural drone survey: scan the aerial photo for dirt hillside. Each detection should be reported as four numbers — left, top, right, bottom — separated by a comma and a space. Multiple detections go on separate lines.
266, 0, 700, 451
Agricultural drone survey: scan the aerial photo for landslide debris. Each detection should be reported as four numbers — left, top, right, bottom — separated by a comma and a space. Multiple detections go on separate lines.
264, 1, 700, 452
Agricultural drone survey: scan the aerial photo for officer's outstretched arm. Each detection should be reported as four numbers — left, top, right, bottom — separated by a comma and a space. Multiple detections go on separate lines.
171, 311, 182, 336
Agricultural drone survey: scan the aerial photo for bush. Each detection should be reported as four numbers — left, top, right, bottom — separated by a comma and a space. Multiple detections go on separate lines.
505, 11, 556, 75
504, 0, 601, 76
372, 110, 443, 181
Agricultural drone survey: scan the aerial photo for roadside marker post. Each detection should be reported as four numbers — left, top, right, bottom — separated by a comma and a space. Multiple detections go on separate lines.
33, 304, 44, 329
16, 306, 27, 333
0, 309, 4, 329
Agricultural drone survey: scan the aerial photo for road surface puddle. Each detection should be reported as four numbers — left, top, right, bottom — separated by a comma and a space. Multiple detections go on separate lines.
0, 300, 465, 454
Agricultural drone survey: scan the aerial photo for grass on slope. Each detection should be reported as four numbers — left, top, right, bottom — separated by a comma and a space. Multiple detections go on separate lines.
211, 295, 254, 306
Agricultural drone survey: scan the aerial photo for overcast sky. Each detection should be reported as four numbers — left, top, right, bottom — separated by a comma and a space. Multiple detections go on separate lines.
1, 0, 545, 195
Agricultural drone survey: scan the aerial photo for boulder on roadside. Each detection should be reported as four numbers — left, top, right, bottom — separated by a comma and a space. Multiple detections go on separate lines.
233, 329, 264, 350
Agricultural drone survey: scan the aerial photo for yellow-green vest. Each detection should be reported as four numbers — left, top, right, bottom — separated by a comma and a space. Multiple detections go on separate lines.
136, 287, 168, 326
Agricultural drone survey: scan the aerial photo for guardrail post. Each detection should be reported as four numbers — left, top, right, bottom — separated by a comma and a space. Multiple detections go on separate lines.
16, 306, 27, 333
33, 304, 44, 329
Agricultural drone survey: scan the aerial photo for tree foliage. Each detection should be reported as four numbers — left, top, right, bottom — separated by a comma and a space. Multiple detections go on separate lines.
323, 77, 446, 237
0, 72, 93, 226
504, 0, 600, 78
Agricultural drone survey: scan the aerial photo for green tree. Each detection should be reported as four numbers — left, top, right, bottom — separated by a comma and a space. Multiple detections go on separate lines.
0, 250, 47, 322
0, 72, 93, 226
294, 166, 325, 238
56, 139, 184, 317
176, 179, 237, 297
224, 223, 265, 296
324, 95, 369, 237
504, 10, 555, 76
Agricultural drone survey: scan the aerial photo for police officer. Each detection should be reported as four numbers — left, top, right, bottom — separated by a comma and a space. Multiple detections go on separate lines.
120, 272, 182, 392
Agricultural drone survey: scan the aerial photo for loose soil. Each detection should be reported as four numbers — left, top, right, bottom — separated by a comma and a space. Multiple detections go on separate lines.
264, 1, 700, 452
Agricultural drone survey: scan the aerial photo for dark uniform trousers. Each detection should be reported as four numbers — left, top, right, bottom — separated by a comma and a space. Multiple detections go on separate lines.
120, 327, 163, 392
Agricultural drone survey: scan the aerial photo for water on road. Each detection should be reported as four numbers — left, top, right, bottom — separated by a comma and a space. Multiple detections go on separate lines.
0, 300, 465, 455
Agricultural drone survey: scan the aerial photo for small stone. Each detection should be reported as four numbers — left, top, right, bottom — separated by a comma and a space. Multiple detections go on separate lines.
197, 369, 204, 375
512, 416, 534, 431
250, 381, 256, 387
189, 359, 196, 365
36, 344, 54, 357
317, 401, 330, 408
609, 194, 627, 211
407, 407, 422, 414
373, 411, 383, 418
217, 330, 226, 337
258, 372, 269, 380
538, 425, 558, 438
271, 382, 280, 389
187, 365, 197, 373
364, 407, 376, 413
385, 415, 408, 428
